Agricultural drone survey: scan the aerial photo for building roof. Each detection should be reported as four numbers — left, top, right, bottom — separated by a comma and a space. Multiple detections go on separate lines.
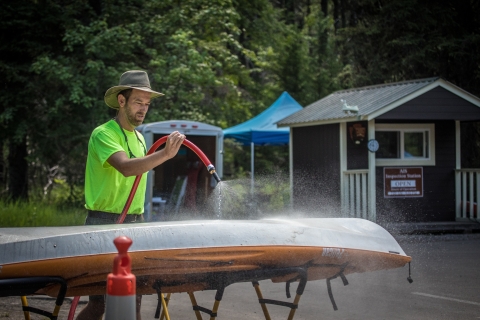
277, 77, 480, 127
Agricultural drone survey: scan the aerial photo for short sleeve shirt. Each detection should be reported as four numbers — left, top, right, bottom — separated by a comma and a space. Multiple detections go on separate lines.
85, 119, 147, 214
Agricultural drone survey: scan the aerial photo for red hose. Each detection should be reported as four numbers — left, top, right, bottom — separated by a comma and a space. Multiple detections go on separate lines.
67, 296, 80, 319
116, 136, 218, 224
67, 136, 219, 319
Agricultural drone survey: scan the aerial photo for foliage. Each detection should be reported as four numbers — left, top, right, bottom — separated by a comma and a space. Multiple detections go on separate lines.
272, 3, 345, 106
1, 0, 292, 201
222, 138, 289, 180
0, 199, 86, 227
335, 0, 480, 95
1, 0, 480, 204
0, 0, 67, 199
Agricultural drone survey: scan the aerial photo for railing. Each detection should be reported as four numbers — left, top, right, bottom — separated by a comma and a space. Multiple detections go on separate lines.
455, 169, 480, 221
342, 170, 369, 220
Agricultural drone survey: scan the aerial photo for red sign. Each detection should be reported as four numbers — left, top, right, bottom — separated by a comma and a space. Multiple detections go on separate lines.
384, 167, 423, 198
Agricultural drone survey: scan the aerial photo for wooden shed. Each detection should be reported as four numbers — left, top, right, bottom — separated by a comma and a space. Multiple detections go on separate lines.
277, 78, 480, 223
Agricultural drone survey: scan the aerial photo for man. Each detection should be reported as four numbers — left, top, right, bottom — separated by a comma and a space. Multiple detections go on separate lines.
78, 70, 185, 320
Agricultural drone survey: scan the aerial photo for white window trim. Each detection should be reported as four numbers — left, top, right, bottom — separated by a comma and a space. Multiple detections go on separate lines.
375, 123, 436, 166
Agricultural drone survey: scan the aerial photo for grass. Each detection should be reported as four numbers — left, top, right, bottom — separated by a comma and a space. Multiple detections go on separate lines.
0, 199, 86, 227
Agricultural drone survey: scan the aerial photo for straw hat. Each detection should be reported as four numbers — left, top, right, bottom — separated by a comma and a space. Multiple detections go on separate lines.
104, 70, 164, 109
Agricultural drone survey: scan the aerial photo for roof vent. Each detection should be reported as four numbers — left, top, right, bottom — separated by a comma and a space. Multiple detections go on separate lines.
341, 99, 359, 114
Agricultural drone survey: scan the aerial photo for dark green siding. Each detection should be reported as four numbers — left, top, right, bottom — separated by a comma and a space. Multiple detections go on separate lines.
292, 124, 341, 214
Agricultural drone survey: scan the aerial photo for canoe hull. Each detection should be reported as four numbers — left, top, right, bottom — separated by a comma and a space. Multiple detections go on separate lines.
0, 218, 411, 297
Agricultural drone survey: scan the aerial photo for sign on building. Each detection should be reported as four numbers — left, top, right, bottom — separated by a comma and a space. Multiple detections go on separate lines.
384, 167, 423, 198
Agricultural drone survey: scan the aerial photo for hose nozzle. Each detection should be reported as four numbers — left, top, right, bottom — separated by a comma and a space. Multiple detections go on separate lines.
207, 164, 222, 183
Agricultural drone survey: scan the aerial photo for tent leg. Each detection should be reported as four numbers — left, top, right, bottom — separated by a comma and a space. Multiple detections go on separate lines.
251, 142, 254, 195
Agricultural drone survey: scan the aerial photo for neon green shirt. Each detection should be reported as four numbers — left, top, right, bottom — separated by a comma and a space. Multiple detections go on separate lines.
85, 119, 147, 214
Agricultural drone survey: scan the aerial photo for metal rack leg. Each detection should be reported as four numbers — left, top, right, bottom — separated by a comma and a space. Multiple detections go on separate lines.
286, 292, 302, 320
252, 281, 271, 320
188, 287, 225, 320
188, 292, 203, 320
287, 276, 307, 320
20, 296, 31, 320
152, 283, 172, 320
159, 293, 171, 320
209, 296, 221, 320
252, 274, 307, 320
0, 277, 67, 320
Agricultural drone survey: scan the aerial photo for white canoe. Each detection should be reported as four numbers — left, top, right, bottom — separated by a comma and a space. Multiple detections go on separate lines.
0, 218, 410, 297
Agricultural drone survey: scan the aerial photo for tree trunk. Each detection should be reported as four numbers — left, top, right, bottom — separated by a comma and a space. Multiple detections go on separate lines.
321, 0, 328, 17
0, 142, 5, 194
8, 138, 28, 200
319, 0, 329, 55
333, 0, 339, 30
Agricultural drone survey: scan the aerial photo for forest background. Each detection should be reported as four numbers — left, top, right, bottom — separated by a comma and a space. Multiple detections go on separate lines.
1, 0, 479, 211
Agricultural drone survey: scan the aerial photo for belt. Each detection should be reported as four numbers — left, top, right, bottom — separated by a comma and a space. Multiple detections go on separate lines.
87, 210, 143, 223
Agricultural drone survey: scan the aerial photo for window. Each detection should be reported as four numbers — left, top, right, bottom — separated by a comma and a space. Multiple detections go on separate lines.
375, 124, 435, 166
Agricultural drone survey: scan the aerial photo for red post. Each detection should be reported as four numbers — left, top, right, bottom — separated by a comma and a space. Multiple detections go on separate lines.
105, 236, 136, 320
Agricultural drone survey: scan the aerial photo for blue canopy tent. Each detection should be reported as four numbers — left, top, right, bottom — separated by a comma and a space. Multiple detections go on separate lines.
223, 91, 303, 190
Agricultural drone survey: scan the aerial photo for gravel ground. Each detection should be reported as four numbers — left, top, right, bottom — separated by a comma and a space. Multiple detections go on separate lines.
0, 296, 86, 320
393, 232, 480, 244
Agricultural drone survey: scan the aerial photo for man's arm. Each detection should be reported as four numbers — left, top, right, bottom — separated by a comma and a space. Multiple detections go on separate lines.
107, 131, 185, 177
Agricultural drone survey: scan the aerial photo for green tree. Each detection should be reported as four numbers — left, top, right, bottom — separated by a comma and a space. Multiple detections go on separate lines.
334, 0, 480, 94
1, 0, 290, 200
0, 0, 71, 200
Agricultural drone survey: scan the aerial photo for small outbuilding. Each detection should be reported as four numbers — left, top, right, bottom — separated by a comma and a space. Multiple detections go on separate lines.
137, 120, 224, 221
278, 77, 480, 223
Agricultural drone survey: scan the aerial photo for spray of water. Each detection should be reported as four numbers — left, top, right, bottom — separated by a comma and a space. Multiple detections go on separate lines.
207, 179, 250, 219
188, 166, 424, 224
216, 182, 222, 219
205, 170, 342, 220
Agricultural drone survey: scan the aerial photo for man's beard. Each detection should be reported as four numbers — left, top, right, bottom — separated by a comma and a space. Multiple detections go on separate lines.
125, 103, 144, 127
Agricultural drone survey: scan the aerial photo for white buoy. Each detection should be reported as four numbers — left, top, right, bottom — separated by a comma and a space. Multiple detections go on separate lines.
105, 236, 136, 320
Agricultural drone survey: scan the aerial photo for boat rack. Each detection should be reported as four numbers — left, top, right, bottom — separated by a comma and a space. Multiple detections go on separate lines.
151, 264, 348, 320
0, 276, 67, 320
0, 264, 349, 320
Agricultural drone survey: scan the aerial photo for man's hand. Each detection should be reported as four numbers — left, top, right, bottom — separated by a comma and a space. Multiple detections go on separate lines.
164, 131, 186, 159
108, 131, 186, 177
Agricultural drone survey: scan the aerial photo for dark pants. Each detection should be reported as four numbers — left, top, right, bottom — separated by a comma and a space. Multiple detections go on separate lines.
85, 210, 144, 225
